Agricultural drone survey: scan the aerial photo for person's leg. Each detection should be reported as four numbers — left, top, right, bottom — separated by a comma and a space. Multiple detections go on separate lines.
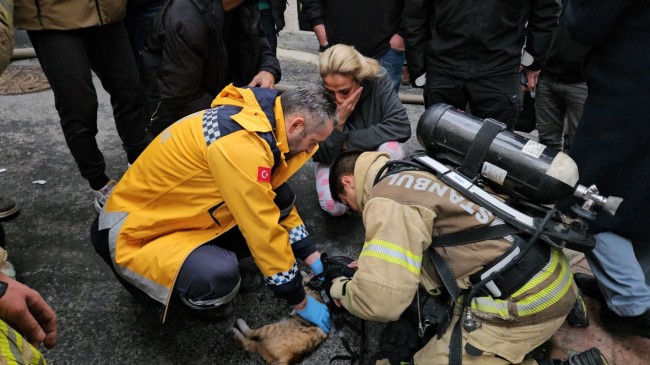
468, 71, 522, 129
314, 163, 349, 216
378, 48, 406, 93
87, 22, 149, 165
376, 141, 405, 160
423, 70, 467, 109
635, 242, 650, 286
559, 81, 588, 151
173, 244, 241, 310
587, 232, 650, 317
259, 8, 278, 55
534, 75, 565, 150
28, 29, 109, 190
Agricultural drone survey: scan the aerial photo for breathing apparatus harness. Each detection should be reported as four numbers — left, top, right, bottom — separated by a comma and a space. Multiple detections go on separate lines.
372, 116, 615, 365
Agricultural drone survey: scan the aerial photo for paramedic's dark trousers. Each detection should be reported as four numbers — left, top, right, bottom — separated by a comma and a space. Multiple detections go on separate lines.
90, 218, 248, 312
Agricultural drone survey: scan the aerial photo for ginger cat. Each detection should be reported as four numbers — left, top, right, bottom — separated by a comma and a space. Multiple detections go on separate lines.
232, 273, 328, 365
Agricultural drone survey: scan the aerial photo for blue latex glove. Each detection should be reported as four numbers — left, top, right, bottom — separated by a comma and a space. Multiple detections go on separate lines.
310, 256, 324, 279
296, 295, 331, 333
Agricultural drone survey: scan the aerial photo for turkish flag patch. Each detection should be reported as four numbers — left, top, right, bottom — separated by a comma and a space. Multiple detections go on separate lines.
257, 166, 271, 183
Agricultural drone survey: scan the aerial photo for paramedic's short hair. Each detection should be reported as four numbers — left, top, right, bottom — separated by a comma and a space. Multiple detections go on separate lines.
281, 85, 337, 134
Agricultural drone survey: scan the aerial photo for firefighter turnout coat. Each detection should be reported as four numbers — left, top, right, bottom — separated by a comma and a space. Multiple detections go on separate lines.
99, 85, 316, 321
330, 152, 577, 363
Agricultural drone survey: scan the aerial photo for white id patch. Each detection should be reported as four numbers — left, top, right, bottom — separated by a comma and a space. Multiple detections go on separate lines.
481, 162, 507, 185
522, 140, 546, 158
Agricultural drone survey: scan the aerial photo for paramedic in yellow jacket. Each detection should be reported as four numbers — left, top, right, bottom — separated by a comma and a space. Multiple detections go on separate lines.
90, 84, 337, 333
326, 151, 607, 365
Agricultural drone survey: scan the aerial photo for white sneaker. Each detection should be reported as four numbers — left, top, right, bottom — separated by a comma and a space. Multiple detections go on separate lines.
93, 180, 117, 213
0, 261, 15, 279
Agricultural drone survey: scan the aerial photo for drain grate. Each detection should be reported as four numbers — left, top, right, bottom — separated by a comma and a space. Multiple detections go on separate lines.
0, 64, 51, 95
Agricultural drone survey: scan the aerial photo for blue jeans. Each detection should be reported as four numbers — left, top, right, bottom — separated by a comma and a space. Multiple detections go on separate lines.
587, 231, 650, 316
378, 48, 405, 93
534, 74, 588, 151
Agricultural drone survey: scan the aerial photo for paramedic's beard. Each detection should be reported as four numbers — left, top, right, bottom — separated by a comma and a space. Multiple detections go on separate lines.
285, 129, 308, 159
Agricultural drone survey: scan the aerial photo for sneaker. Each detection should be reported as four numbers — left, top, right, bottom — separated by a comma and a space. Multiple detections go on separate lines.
599, 306, 650, 338
0, 196, 19, 221
0, 260, 15, 279
92, 180, 117, 213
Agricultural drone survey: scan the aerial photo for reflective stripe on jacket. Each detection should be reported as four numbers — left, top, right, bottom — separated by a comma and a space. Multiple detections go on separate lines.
99, 85, 315, 321
0, 319, 45, 365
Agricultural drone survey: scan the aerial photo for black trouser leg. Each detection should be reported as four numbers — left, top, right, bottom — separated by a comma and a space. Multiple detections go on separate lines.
423, 71, 468, 109
28, 29, 109, 190
87, 22, 149, 164
466, 71, 522, 129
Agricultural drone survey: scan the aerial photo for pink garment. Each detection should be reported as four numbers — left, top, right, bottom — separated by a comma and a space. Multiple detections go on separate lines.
314, 141, 405, 216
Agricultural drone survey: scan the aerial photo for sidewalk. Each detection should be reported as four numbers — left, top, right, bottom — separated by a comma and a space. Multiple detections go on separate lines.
550, 255, 650, 364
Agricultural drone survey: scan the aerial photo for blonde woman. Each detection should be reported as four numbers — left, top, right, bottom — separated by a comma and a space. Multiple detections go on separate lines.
314, 44, 411, 216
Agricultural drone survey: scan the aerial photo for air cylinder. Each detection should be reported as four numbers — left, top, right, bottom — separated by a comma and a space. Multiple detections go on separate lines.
416, 104, 579, 204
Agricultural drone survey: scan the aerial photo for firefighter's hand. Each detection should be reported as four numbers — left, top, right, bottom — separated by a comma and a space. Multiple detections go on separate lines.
0, 274, 57, 349
248, 71, 276, 88
321, 252, 356, 282
372, 314, 421, 365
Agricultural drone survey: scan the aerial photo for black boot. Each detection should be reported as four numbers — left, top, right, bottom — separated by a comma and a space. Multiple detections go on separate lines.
573, 273, 605, 304
538, 347, 609, 365
600, 306, 650, 338
566, 293, 590, 328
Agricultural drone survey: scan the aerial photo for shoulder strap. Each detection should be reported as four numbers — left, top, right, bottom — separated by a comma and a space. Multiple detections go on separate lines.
431, 224, 519, 247
456, 118, 505, 181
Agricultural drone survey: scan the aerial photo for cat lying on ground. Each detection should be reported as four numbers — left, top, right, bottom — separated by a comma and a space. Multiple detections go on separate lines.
232, 272, 328, 365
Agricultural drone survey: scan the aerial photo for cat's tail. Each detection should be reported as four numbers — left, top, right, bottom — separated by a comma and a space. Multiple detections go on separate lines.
233, 318, 258, 352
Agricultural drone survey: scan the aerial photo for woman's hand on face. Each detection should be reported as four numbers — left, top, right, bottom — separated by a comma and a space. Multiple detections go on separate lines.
337, 86, 363, 129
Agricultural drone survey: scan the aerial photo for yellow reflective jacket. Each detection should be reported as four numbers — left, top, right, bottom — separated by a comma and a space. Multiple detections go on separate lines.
99, 85, 316, 321
0, 319, 45, 365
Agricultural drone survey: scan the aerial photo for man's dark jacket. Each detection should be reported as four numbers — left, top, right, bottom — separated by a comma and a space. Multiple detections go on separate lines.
299, 0, 404, 59
142, 0, 281, 130
402, 0, 561, 81
562, 0, 650, 242
541, 0, 587, 83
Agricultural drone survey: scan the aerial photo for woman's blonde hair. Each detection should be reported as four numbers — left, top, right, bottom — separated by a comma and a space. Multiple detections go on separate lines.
319, 44, 381, 83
